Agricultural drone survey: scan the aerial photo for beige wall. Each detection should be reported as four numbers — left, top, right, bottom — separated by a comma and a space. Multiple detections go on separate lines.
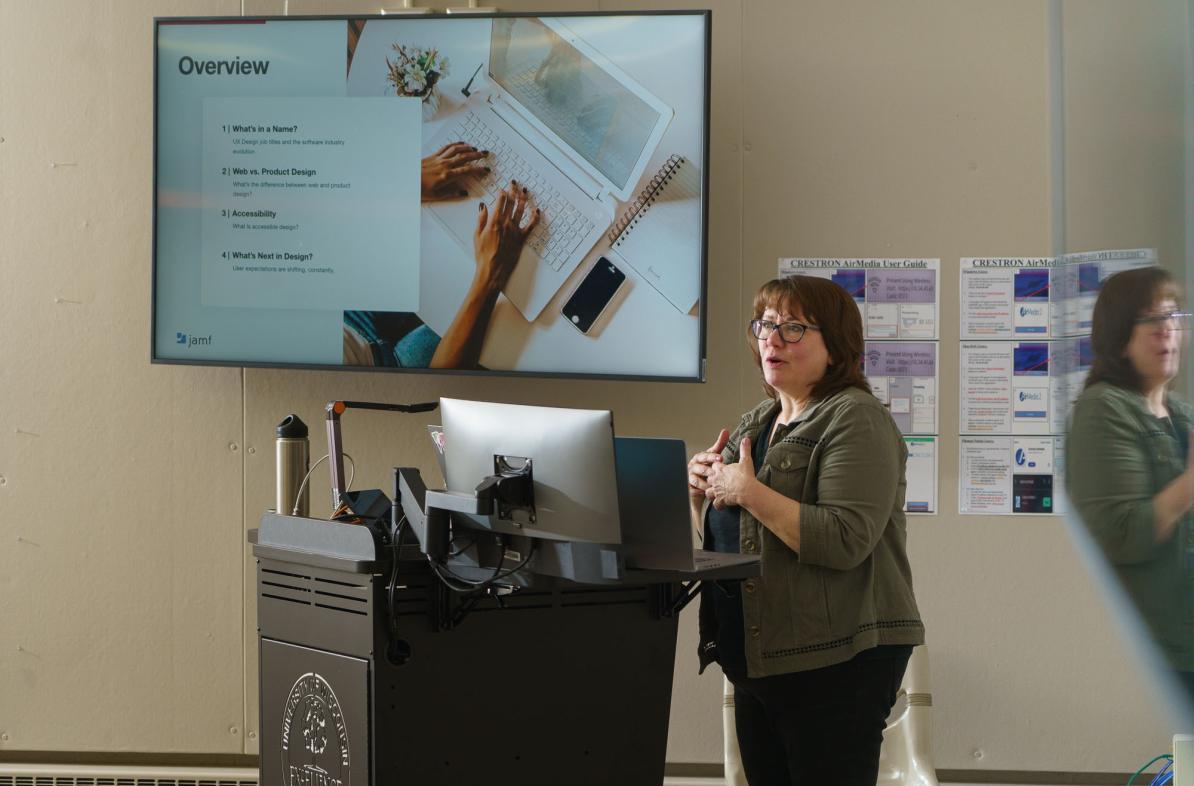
0, 0, 1187, 774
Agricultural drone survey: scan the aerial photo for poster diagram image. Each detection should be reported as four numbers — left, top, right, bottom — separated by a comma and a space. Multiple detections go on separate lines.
864, 341, 937, 435
1012, 268, 1049, 335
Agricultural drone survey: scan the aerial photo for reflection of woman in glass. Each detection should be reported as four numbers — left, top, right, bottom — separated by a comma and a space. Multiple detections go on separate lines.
1067, 267, 1194, 697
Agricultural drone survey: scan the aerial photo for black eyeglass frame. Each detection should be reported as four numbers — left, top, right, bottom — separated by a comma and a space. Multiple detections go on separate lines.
749, 318, 821, 344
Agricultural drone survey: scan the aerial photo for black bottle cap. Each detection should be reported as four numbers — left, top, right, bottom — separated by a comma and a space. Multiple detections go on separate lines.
277, 414, 308, 439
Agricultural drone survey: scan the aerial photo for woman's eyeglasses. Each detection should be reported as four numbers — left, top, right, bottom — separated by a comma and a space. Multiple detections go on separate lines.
749, 319, 820, 344
1135, 311, 1193, 334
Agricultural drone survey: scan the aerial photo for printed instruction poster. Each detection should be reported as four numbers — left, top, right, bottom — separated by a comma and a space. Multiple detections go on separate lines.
779, 258, 941, 514
960, 258, 1055, 339
904, 437, 938, 514
957, 249, 1150, 515
779, 258, 940, 339
958, 437, 1067, 516
959, 341, 1063, 435
1052, 248, 1157, 336
960, 250, 1156, 340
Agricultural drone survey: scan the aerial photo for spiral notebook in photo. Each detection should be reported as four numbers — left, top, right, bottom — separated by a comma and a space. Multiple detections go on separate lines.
607, 154, 702, 314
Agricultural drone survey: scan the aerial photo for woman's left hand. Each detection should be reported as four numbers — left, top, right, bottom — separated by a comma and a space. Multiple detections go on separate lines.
421, 142, 489, 202
706, 437, 758, 510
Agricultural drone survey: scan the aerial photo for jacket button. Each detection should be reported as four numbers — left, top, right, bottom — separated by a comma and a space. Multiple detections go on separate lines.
744, 581, 756, 594
781, 458, 791, 470
743, 539, 755, 551
749, 625, 760, 638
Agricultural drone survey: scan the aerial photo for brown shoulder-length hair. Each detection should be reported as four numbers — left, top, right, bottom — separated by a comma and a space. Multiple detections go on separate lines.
1086, 266, 1181, 393
749, 276, 871, 401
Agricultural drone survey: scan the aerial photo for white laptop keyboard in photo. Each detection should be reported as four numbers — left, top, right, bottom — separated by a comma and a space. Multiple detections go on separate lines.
426, 108, 608, 322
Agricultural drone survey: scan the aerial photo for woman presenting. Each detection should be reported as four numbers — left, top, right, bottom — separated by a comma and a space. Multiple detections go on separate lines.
1066, 267, 1194, 699
687, 275, 924, 785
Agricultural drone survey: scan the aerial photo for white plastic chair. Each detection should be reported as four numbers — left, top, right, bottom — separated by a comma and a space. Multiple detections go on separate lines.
723, 676, 748, 786
876, 646, 939, 786
722, 646, 938, 786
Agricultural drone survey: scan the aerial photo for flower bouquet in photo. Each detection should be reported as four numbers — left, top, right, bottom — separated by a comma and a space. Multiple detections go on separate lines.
386, 43, 450, 119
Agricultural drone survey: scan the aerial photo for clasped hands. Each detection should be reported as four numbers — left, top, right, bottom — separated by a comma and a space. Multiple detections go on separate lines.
687, 428, 759, 510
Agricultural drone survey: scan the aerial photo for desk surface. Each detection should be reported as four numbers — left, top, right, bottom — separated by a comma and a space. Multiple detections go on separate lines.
251, 515, 760, 584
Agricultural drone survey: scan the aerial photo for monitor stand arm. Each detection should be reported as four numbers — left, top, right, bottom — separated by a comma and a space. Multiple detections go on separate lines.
396, 464, 623, 586
395, 467, 496, 561
395, 453, 538, 560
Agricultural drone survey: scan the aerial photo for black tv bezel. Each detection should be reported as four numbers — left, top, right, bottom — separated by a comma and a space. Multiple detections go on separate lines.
151, 10, 712, 384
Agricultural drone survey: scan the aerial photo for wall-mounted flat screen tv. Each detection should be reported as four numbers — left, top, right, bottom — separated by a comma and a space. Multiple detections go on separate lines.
153, 12, 709, 380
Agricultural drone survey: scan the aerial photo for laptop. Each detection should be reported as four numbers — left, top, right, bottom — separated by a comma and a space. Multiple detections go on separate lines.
425, 17, 674, 322
614, 436, 761, 573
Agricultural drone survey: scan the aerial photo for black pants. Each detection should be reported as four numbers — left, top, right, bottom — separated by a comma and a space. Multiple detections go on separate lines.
726, 651, 910, 786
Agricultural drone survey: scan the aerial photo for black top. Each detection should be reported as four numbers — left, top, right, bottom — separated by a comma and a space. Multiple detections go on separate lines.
704, 412, 778, 674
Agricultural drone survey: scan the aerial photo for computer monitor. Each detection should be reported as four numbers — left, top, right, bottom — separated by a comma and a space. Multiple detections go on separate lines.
152, 12, 709, 380
439, 398, 621, 545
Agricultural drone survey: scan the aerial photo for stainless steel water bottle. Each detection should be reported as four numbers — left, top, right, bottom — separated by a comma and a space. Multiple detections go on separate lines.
276, 414, 310, 517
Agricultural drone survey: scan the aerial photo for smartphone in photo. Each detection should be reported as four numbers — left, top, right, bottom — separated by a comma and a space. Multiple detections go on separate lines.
562, 257, 627, 335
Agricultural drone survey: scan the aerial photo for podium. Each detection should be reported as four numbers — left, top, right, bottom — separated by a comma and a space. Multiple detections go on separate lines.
250, 511, 754, 786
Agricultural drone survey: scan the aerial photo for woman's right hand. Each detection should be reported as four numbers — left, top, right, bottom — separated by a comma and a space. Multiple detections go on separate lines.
688, 428, 730, 501
473, 180, 540, 293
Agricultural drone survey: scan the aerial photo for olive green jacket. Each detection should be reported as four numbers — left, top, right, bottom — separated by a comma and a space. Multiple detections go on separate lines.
698, 387, 925, 677
1066, 382, 1194, 671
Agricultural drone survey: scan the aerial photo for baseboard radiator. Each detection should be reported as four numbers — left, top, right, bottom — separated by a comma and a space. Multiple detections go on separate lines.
0, 764, 258, 786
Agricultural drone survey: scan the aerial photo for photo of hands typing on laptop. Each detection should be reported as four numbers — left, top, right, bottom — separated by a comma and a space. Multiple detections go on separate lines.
341, 15, 707, 376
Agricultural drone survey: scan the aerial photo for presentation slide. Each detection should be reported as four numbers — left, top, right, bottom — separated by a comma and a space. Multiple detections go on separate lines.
154, 15, 709, 378
200, 97, 421, 312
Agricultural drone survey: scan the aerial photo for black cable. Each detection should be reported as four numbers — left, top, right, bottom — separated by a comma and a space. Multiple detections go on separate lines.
449, 591, 482, 627
432, 537, 537, 590
446, 533, 478, 558
429, 559, 487, 593
486, 539, 538, 585
384, 515, 414, 664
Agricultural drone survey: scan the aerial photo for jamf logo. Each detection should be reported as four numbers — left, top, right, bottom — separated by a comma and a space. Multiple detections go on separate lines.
176, 332, 212, 348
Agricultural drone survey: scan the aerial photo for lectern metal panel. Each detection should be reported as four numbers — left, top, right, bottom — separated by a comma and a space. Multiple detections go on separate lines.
258, 558, 378, 657
260, 639, 370, 786
252, 520, 689, 786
